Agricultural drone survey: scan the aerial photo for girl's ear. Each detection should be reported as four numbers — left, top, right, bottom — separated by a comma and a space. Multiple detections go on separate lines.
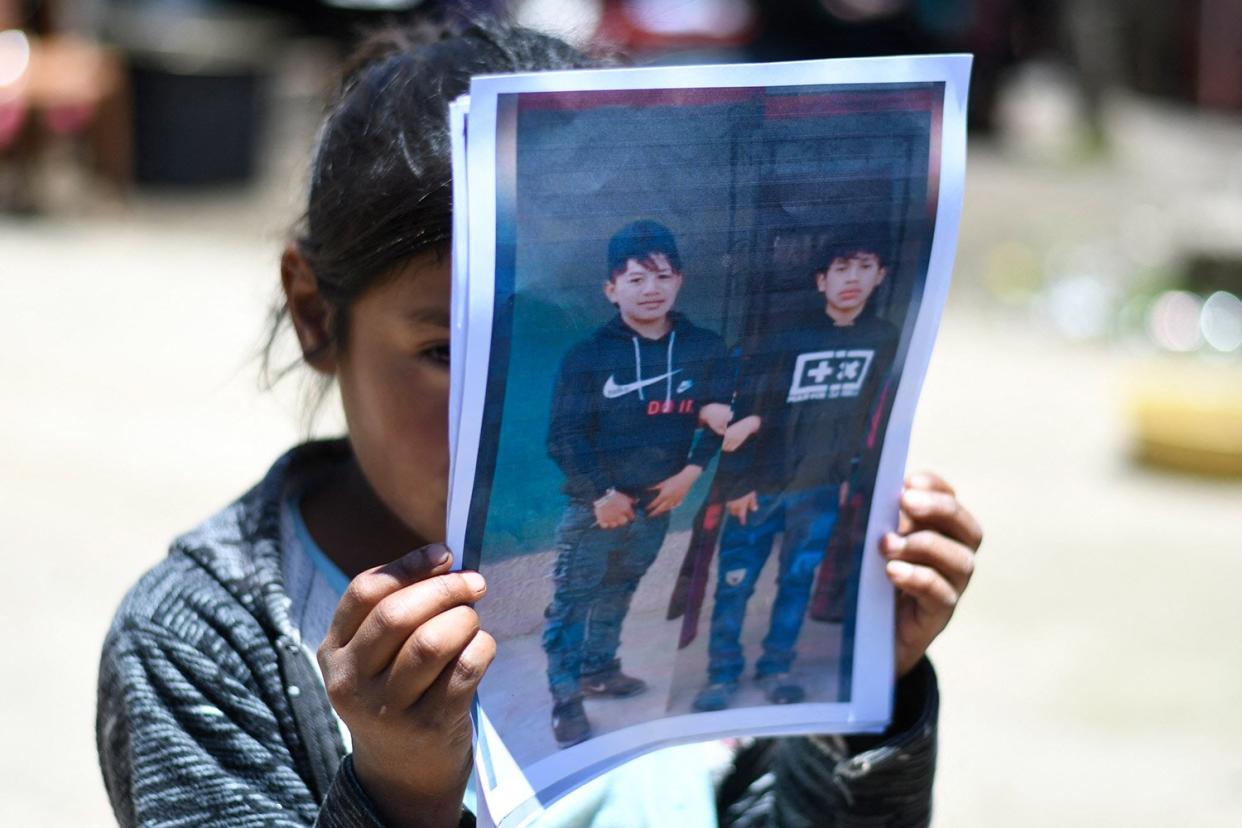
281, 244, 337, 374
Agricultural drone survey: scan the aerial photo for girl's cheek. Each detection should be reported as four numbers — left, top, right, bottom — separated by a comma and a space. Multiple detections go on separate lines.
398, 362, 450, 465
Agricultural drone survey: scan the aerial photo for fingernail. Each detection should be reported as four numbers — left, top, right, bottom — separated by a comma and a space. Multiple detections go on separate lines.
882, 533, 905, 555
419, 544, 452, 568
902, 489, 934, 511
462, 571, 487, 594
887, 560, 914, 579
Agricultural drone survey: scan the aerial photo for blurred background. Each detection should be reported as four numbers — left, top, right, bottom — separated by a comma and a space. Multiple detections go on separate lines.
3, 0, 1241, 825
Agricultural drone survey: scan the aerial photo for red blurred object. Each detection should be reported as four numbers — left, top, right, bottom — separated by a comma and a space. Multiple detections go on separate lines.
43, 101, 94, 135
595, 0, 760, 53
0, 100, 27, 149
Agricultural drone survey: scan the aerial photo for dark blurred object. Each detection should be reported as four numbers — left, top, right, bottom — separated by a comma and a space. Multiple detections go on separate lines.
603, 0, 1242, 128
1113, 0, 1197, 102
128, 63, 260, 186
1185, 255, 1242, 299
599, 0, 1018, 131
106, 1, 284, 187
1196, 0, 1242, 111
1073, 0, 1242, 113
231, 0, 505, 47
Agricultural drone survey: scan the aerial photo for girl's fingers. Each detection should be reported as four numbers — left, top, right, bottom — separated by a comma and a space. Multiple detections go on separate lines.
904, 470, 956, 496
383, 604, 483, 708
345, 571, 488, 677
900, 488, 983, 550
881, 530, 975, 594
416, 628, 497, 718
886, 559, 959, 612
325, 544, 455, 647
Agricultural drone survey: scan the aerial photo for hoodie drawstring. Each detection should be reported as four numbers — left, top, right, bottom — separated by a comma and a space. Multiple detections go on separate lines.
632, 337, 644, 401
632, 330, 677, 404
666, 330, 676, 403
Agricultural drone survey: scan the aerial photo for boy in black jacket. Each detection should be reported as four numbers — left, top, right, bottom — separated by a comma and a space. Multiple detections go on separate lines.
694, 229, 899, 712
544, 219, 731, 746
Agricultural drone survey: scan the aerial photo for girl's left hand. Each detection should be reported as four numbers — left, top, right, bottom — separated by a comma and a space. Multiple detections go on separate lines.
880, 471, 983, 678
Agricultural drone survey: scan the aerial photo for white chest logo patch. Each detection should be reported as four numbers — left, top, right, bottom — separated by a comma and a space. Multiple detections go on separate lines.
787, 350, 874, 403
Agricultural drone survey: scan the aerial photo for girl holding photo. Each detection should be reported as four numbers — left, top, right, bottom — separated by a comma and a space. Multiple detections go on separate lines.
96, 20, 982, 828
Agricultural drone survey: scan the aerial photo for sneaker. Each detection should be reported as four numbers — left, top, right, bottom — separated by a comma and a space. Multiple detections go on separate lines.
551, 699, 592, 747
692, 681, 738, 712
757, 673, 805, 705
581, 669, 648, 698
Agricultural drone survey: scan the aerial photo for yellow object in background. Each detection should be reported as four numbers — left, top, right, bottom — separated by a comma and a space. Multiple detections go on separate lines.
1129, 360, 1242, 476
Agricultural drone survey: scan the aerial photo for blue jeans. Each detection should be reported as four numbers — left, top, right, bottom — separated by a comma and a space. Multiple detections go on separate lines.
543, 502, 670, 704
707, 486, 839, 684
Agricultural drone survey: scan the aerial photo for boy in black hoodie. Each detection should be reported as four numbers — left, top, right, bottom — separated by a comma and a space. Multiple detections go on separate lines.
544, 219, 731, 746
693, 229, 900, 712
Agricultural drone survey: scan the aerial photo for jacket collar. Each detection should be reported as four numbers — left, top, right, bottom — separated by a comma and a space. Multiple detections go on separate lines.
170, 438, 352, 641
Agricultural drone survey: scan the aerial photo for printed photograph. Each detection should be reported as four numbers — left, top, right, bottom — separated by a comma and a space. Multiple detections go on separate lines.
461, 82, 945, 769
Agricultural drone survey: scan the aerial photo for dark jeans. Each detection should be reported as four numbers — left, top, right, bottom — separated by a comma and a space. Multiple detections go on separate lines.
707, 485, 839, 684
543, 501, 669, 704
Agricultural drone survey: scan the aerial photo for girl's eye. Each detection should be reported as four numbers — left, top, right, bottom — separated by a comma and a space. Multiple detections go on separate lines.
421, 344, 451, 366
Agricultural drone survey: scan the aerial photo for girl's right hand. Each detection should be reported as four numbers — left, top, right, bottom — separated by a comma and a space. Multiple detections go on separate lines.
318, 544, 494, 828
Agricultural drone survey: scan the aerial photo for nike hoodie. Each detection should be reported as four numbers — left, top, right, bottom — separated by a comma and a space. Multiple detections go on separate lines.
547, 312, 731, 503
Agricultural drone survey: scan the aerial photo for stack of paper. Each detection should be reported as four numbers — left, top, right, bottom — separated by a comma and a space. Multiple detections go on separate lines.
446, 54, 969, 827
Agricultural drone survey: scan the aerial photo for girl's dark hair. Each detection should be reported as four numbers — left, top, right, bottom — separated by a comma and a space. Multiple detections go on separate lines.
264, 19, 593, 380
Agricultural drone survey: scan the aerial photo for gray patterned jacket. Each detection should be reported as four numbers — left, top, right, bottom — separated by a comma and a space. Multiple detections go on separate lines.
96, 441, 939, 827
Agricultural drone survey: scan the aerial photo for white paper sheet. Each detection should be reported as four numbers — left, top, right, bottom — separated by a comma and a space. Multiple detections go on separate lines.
447, 53, 970, 827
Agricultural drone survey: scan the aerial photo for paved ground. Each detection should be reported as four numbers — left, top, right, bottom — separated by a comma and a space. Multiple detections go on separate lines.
4, 102, 1242, 825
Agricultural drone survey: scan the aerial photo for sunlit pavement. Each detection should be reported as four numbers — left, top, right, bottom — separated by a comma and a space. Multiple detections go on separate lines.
4, 129, 1242, 825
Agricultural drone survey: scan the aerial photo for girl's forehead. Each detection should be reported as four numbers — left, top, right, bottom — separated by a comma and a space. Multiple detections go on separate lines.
363, 253, 451, 315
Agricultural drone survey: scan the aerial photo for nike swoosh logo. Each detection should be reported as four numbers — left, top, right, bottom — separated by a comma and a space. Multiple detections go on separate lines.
603, 370, 682, 398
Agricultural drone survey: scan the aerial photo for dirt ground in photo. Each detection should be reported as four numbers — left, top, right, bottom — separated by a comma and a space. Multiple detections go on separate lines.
478, 529, 845, 766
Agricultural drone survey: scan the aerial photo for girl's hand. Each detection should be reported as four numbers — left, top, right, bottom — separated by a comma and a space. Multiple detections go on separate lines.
722, 415, 761, 452
698, 403, 733, 435
880, 472, 983, 678
318, 545, 494, 828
